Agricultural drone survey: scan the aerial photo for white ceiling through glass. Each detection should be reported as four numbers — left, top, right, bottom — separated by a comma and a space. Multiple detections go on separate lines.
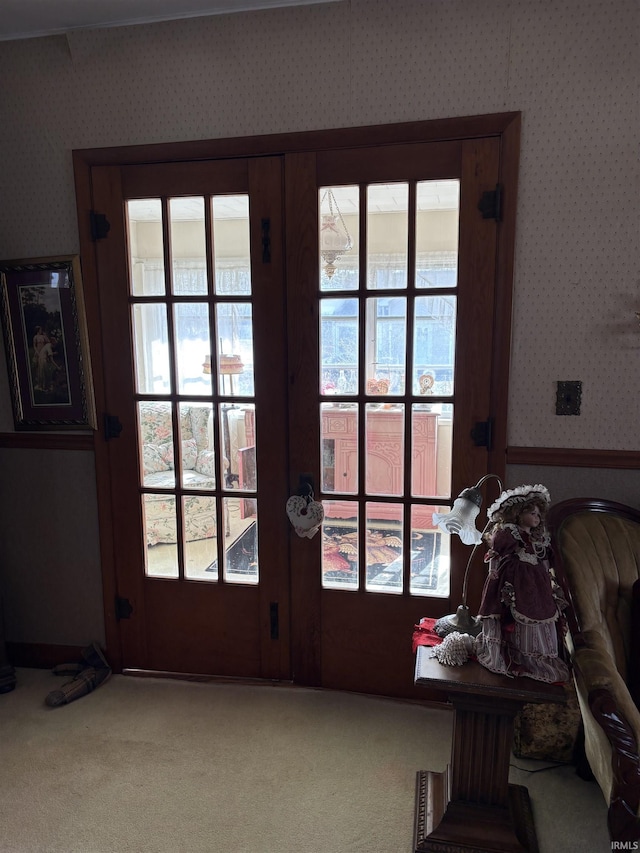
331, 181, 460, 214
128, 182, 460, 222
128, 197, 246, 220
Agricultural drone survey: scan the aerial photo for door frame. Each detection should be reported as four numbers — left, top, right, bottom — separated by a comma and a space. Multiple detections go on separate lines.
73, 112, 521, 674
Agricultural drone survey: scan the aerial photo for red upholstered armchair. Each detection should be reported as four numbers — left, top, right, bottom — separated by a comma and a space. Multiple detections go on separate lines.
548, 498, 640, 843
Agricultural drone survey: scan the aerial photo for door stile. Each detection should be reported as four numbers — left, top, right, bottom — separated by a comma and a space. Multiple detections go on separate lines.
202, 189, 226, 578
488, 114, 521, 478
248, 156, 291, 680
161, 198, 188, 581
91, 164, 149, 670
401, 181, 417, 595
356, 184, 367, 594
451, 137, 502, 610
284, 151, 323, 686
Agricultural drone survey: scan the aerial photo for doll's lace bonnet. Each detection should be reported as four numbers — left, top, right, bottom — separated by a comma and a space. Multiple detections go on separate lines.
486, 484, 550, 522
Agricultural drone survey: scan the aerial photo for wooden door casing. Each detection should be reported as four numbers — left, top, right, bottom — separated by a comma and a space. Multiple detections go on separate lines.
75, 114, 520, 697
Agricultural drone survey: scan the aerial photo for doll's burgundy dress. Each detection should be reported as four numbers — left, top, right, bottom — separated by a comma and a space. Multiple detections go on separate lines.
475, 524, 570, 683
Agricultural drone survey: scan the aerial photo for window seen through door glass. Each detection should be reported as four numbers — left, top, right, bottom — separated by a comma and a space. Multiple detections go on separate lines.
412, 295, 456, 397
365, 297, 407, 395
367, 184, 408, 290
415, 181, 459, 289
213, 196, 251, 295
128, 199, 165, 296
170, 197, 207, 296
320, 298, 358, 395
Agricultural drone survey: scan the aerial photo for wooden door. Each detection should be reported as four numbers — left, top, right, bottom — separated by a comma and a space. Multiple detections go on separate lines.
79, 116, 517, 698
286, 138, 504, 699
90, 156, 290, 679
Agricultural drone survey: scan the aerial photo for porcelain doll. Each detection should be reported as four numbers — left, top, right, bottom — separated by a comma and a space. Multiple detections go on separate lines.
474, 484, 570, 683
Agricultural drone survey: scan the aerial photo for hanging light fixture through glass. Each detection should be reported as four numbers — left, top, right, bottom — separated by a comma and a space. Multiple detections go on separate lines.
320, 189, 353, 279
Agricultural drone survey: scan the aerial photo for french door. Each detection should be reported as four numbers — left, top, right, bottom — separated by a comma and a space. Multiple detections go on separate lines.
90, 157, 290, 680
82, 117, 516, 700
285, 139, 502, 698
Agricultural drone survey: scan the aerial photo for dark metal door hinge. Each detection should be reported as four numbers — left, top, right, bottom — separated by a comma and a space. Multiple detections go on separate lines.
115, 596, 133, 621
261, 218, 271, 263
471, 418, 493, 450
478, 185, 502, 222
90, 211, 111, 241
270, 602, 279, 640
103, 413, 123, 440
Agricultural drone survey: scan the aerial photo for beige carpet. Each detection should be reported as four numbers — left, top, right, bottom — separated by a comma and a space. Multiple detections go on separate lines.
0, 667, 610, 853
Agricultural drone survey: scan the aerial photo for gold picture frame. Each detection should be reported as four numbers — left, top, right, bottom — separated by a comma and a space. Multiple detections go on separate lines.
0, 255, 96, 430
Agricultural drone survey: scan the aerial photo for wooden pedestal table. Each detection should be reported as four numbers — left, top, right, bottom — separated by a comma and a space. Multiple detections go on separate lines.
413, 646, 566, 853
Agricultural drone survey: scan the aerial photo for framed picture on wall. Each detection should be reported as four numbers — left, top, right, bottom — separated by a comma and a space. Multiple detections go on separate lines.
0, 255, 96, 430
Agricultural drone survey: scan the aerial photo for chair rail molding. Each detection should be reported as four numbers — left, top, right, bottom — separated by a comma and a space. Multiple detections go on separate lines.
507, 446, 640, 470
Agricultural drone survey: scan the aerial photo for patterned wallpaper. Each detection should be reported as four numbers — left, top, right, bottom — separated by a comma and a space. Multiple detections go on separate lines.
0, 0, 638, 449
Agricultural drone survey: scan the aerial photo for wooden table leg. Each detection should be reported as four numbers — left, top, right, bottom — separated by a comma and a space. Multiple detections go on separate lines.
414, 694, 538, 853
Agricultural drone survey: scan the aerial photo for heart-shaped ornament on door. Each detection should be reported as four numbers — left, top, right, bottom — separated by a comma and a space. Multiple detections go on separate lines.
286, 494, 324, 539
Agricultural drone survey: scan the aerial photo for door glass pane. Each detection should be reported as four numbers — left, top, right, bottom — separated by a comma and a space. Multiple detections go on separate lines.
412, 403, 451, 499
367, 183, 408, 290
216, 303, 254, 397
366, 296, 406, 396
169, 197, 207, 296
220, 403, 256, 491
410, 505, 450, 597
321, 402, 357, 494
224, 497, 258, 584
143, 493, 178, 578
319, 186, 358, 290
365, 403, 404, 497
413, 296, 456, 396
322, 505, 358, 590
127, 199, 165, 296
416, 180, 459, 289
320, 298, 358, 395
184, 495, 218, 580
138, 401, 176, 488
365, 502, 403, 593
174, 302, 211, 395
178, 402, 215, 489
132, 303, 170, 394
213, 195, 252, 296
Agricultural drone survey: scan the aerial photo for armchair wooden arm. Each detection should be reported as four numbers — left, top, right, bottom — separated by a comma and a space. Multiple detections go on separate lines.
548, 498, 640, 843
588, 688, 640, 842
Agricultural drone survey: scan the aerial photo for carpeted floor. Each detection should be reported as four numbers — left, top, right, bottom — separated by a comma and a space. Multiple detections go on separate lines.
0, 667, 610, 852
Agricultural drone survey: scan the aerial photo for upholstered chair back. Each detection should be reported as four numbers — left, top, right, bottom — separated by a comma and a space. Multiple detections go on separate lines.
552, 508, 640, 682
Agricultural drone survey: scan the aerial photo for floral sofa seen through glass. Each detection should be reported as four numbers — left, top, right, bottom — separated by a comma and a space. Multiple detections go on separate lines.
139, 401, 218, 546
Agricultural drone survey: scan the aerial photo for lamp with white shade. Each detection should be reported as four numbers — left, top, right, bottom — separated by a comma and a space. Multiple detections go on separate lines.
431, 473, 503, 637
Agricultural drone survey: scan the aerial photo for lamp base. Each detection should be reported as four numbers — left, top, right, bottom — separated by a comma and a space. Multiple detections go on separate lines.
434, 605, 482, 638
